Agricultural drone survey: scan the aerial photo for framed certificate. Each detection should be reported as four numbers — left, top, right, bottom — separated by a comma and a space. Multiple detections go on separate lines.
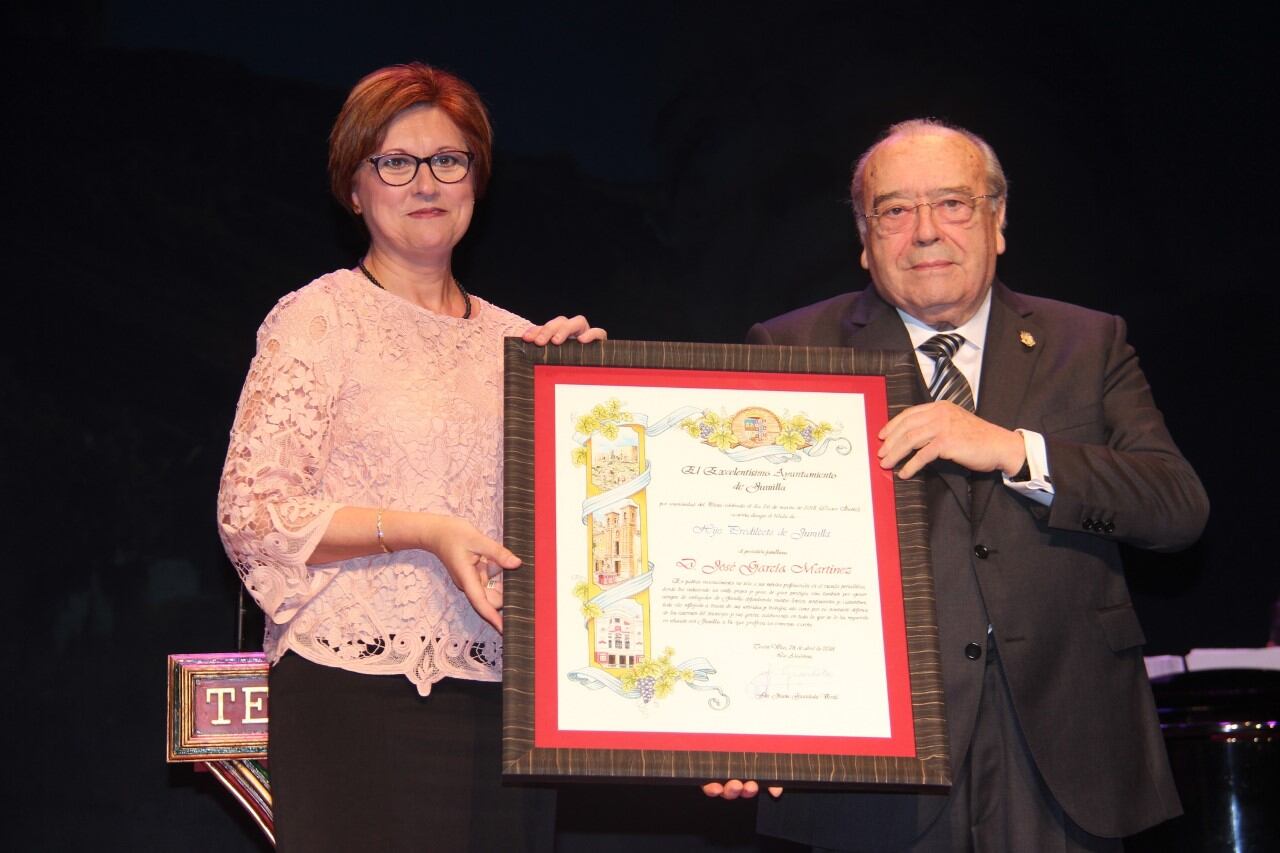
501, 340, 948, 789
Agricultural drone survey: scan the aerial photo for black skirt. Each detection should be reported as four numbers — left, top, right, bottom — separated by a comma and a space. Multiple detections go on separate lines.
268, 653, 555, 853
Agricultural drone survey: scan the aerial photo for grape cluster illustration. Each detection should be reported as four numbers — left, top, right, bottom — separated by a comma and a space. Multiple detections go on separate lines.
620, 646, 695, 705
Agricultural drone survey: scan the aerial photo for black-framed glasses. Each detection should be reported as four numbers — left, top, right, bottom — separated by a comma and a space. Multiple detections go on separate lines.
863, 194, 1000, 235
366, 150, 475, 186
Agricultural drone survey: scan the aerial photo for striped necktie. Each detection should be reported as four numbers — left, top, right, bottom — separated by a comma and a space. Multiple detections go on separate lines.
918, 333, 975, 412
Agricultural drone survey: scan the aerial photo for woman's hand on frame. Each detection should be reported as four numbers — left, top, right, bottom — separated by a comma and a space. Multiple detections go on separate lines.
522, 315, 607, 346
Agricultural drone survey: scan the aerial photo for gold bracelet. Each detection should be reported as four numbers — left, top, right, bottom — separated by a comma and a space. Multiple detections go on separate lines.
376, 509, 391, 554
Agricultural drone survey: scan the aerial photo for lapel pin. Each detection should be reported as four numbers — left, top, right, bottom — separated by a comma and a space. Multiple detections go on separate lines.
1019, 330, 1036, 349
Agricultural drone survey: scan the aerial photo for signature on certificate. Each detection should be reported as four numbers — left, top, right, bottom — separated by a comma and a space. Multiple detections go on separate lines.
748, 666, 836, 699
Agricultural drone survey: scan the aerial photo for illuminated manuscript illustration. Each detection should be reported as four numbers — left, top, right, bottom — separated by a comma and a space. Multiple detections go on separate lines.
564, 398, 850, 710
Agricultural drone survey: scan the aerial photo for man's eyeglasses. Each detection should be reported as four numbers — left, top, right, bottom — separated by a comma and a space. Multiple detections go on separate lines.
863, 194, 1000, 235
367, 150, 475, 186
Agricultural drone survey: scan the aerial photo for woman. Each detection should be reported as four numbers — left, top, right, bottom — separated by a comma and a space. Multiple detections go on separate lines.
217, 62, 604, 851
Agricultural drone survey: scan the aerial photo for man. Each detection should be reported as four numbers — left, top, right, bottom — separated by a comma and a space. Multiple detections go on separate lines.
706, 119, 1208, 851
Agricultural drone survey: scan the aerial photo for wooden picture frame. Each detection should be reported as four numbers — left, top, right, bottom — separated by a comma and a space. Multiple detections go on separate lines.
501, 340, 948, 790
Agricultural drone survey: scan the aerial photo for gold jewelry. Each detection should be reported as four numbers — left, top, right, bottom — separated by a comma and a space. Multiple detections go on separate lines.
376, 509, 391, 554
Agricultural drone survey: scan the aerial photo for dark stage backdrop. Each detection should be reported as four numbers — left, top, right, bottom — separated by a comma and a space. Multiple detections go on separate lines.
4, 3, 1271, 849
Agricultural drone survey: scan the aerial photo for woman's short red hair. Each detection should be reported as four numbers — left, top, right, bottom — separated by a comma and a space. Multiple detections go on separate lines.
328, 62, 494, 213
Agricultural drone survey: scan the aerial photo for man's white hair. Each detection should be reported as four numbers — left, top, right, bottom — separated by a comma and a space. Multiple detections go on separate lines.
851, 118, 1008, 241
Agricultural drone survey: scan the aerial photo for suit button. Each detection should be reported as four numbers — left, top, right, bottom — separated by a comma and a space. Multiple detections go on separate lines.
1103, 521, 1115, 534
1082, 517, 1096, 531
964, 642, 983, 660
973, 544, 990, 559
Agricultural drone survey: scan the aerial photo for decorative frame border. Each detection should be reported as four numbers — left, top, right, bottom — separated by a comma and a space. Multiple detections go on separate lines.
166, 652, 269, 761
501, 340, 949, 789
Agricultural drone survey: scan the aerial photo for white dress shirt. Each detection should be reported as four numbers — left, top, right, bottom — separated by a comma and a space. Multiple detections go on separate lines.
896, 288, 1055, 505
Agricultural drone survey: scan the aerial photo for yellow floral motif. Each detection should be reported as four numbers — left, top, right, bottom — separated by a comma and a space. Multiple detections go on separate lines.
777, 415, 832, 452
680, 410, 736, 450
572, 579, 604, 619
680, 409, 728, 436
574, 399, 632, 443
707, 421, 735, 450
777, 425, 807, 452
619, 646, 697, 701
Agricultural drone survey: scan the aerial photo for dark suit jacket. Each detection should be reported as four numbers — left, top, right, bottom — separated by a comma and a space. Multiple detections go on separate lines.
750, 282, 1208, 848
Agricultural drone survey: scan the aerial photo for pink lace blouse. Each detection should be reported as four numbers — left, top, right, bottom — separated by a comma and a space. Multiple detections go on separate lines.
217, 269, 530, 695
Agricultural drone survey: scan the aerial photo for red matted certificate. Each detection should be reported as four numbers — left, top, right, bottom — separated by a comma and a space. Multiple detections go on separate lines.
501, 340, 949, 790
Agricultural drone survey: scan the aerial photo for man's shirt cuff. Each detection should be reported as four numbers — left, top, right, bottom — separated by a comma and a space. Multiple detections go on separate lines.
1003, 428, 1054, 506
